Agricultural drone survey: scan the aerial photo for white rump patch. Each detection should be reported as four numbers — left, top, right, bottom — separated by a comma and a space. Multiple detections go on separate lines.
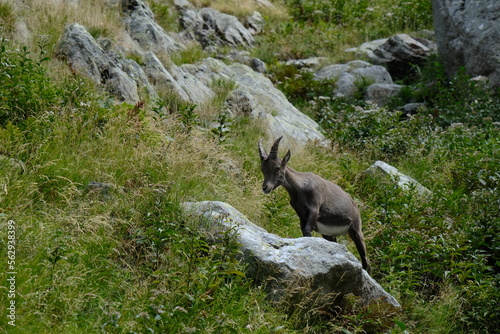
316, 222, 349, 236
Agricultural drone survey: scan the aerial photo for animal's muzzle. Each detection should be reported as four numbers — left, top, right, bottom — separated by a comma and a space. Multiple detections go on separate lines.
262, 183, 274, 194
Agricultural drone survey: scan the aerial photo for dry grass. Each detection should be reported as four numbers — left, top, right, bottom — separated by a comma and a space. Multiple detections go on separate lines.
6, 0, 121, 50
189, 0, 287, 19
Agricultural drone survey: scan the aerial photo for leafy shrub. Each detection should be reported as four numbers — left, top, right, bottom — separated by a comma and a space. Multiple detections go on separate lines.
284, 0, 432, 31
310, 95, 437, 159
272, 64, 335, 110
0, 39, 61, 126
285, 0, 355, 25
395, 58, 500, 126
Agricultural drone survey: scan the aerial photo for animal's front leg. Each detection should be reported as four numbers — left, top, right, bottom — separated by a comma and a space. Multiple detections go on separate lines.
300, 209, 318, 237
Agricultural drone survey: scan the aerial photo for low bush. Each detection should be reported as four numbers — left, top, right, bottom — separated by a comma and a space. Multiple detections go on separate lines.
0, 39, 62, 125
273, 40, 499, 332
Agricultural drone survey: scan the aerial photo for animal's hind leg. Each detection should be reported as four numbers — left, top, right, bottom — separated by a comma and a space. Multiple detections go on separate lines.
348, 227, 371, 274
322, 235, 337, 242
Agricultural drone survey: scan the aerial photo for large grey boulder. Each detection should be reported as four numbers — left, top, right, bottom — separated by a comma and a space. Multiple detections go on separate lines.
140, 52, 218, 105
121, 0, 184, 54
141, 51, 190, 101
121, 58, 159, 100
219, 62, 325, 144
56, 23, 211, 104
245, 11, 265, 35
371, 34, 436, 79
432, 0, 500, 87
169, 64, 216, 104
56, 23, 139, 103
348, 34, 436, 79
179, 7, 254, 49
365, 83, 402, 107
346, 38, 387, 60
222, 50, 267, 73
184, 58, 326, 145
182, 201, 400, 308
364, 161, 432, 198
314, 60, 395, 103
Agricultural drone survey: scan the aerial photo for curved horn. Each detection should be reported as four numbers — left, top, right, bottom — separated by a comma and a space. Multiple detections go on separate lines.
269, 136, 283, 159
258, 138, 268, 160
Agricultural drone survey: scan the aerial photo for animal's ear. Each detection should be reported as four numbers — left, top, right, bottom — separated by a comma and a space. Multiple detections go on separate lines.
282, 149, 291, 167
258, 138, 268, 161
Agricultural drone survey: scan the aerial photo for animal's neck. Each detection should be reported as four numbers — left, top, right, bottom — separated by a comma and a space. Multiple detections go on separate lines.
283, 167, 302, 199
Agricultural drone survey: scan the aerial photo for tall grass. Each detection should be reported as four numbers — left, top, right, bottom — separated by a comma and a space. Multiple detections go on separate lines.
1, 0, 499, 333
7, 0, 121, 50
0, 38, 290, 331
253, 0, 432, 64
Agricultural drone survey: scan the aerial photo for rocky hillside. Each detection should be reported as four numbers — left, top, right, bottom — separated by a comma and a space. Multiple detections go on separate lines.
1, 1, 499, 333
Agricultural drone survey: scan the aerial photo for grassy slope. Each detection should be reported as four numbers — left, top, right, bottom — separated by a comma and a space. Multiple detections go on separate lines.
1, 0, 499, 333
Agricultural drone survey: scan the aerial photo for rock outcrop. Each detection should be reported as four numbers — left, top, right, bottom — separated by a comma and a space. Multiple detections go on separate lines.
363, 161, 432, 198
121, 0, 184, 54
365, 83, 402, 107
56, 23, 140, 103
314, 60, 400, 105
182, 201, 401, 309
371, 34, 436, 79
56, 0, 325, 147
184, 58, 326, 145
432, 0, 500, 87
348, 34, 437, 80
179, 7, 254, 49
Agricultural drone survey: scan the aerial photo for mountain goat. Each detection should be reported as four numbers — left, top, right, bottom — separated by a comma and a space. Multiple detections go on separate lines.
259, 136, 371, 273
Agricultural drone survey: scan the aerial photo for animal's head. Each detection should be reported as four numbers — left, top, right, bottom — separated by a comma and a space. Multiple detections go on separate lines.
258, 136, 291, 194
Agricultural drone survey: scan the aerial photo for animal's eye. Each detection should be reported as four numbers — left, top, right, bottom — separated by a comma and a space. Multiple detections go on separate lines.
274, 167, 280, 172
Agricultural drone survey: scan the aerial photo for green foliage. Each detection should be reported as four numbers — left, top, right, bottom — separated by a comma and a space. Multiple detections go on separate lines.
170, 44, 208, 65
284, 0, 432, 31
150, 0, 181, 33
391, 57, 500, 126
254, 20, 343, 62
272, 64, 335, 110
151, 94, 199, 132
0, 39, 61, 125
310, 96, 435, 159
101, 197, 266, 333
285, 0, 368, 25
88, 26, 111, 39
0, 83, 289, 332
211, 111, 232, 142
179, 103, 199, 132
262, 190, 300, 239
126, 52, 144, 66
379, 0, 433, 32
272, 36, 499, 332
255, 0, 433, 68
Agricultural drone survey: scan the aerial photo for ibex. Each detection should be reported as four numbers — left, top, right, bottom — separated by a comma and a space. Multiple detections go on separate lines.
259, 136, 371, 273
